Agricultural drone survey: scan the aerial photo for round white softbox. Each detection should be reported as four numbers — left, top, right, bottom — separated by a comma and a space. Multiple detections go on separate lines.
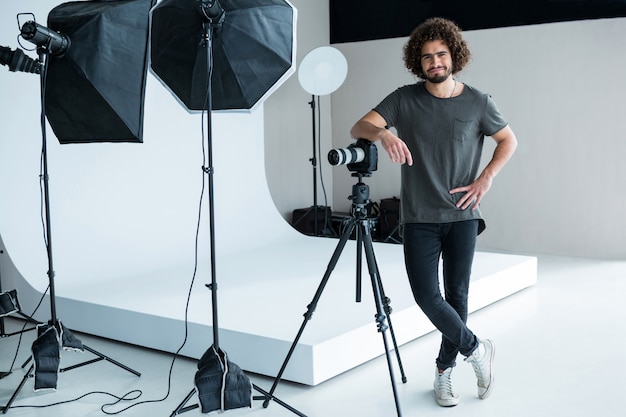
298, 46, 347, 96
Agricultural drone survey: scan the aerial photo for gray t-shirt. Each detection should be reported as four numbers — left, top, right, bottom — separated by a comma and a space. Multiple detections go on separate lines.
373, 82, 508, 233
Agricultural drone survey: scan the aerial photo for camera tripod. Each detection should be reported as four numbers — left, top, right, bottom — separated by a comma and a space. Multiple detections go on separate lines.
256, 174, 407, 417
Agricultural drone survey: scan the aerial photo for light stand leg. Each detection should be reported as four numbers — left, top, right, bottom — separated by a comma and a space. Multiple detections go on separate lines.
63, 345, 142, 376
1, 365, 34, 414
0, 313, 38, 339
252, 384, 305, 417
169, 389, 199, 416
2, 342, 142, 414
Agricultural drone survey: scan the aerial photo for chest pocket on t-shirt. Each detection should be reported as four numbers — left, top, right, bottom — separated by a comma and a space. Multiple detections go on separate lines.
453, 118, 476, 142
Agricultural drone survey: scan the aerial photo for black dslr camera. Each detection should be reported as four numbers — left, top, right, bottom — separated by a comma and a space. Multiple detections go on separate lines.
327, 138, 378, 176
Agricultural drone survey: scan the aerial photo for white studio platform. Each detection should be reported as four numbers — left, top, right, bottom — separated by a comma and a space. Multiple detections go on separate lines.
4, 236, 536, 386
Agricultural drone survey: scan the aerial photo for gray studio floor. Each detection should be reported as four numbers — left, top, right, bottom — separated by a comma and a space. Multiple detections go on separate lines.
1, 254, 625, 417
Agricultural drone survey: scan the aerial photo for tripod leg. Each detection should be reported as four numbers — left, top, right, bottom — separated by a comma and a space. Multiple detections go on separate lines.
360, 223, 403, 417
1, 364, 34, 414
380, 294, 408, 383
355, 221, 363, 303
260, 219, 356, 411
81, 345, 141, 377
370, 256, 408, 384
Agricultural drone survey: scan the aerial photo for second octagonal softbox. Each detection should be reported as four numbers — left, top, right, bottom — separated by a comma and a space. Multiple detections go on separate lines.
44, 0, 155, 143
150, 0, 297, 112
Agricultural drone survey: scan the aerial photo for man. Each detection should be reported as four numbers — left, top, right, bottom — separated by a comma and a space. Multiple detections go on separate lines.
350, 17, 517, 407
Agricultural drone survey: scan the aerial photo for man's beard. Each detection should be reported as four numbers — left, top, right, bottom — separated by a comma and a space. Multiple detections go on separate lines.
426, 67, 452, 84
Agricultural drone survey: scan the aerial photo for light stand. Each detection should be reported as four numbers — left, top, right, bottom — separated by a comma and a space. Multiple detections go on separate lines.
166, 5, 234, 415
291, 94, 330, 236
168, 6, 295, 416
1, 46, 141, 414
257, 172, 408, 417
293, 46, 348, 237
1, 0, 156, 406
150, 0, 297, 413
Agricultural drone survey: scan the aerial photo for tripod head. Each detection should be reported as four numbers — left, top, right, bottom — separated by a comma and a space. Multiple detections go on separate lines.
349, 173, 371, 219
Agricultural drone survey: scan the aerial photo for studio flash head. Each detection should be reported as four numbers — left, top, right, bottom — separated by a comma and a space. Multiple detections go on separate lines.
328, 138, 378, 176
20, 19, 70, 56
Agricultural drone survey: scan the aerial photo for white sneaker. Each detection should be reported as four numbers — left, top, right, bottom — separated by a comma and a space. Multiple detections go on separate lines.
433, 367, 459, 407
464, 339, 495, 399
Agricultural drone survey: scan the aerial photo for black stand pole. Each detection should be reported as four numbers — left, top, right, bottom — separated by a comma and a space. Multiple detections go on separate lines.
203, 13, 220, 355
256, 174, 407, 417
169, 13, 300, 415
309, 95, 320, 235
1, 47, 140, 415
168, 16, 219, 417
291, 95, 335, 237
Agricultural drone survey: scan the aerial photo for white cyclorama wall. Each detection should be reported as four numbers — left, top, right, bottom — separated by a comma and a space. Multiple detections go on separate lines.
330, 18, 626, 259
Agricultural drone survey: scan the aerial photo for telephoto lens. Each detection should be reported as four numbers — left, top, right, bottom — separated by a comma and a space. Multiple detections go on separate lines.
328, 139, 378, 175
328, 145, 365, 166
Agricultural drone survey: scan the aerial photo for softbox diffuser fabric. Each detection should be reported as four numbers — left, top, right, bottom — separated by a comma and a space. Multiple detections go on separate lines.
45, 0, 155, 144
150, 0, 297, 112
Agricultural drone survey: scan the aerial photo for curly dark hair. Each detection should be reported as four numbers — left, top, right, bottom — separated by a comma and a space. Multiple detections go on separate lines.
403, 17, 471, 79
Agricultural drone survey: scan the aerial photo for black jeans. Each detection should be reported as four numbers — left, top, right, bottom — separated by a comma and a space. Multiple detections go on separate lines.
403, 221, 479, 370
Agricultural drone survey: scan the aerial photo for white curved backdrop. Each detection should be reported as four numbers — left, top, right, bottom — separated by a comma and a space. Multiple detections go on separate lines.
0, 1, 300, 292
